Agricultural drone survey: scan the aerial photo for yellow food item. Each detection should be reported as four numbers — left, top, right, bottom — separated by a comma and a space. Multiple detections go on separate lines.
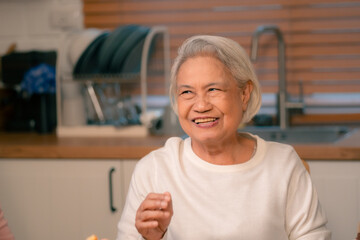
86, 234, 98, 240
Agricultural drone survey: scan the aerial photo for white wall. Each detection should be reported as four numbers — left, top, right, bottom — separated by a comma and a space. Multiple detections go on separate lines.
0, 0, 83, 54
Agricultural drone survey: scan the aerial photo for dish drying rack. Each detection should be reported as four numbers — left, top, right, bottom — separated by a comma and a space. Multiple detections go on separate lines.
56, 26, 170, 137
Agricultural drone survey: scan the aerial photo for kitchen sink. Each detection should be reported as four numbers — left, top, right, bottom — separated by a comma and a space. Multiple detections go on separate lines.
242, 126, 350, 144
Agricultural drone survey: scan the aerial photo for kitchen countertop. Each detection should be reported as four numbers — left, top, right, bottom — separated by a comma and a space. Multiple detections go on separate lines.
0, 131, 360, 160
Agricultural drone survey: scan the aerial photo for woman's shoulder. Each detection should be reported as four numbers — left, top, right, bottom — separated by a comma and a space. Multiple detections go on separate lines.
152, 136, 185, 157
129, 137, 185, 192
251, 134, 301, 167
136, 136, 185, 168
252, 134, 296, 155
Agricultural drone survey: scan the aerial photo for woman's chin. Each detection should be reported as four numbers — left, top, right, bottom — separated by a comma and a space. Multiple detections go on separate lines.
190, 132, 223, 145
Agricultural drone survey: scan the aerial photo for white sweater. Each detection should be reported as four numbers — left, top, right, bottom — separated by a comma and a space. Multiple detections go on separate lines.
117, 135, 331, 240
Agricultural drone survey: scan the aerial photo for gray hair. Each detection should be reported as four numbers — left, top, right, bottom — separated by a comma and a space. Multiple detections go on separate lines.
169, 35, 261, 123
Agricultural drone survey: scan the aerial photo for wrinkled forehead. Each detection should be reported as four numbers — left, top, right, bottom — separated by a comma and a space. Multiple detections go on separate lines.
176, 55, 238, 86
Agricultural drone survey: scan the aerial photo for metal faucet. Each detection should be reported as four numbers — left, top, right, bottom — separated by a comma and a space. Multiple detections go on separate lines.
250, 25, 303, 129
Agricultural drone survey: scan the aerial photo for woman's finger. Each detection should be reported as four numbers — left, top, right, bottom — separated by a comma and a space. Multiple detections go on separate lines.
138, 193, 170, 212
162, 192, 172, 212
137, 209, 170, 222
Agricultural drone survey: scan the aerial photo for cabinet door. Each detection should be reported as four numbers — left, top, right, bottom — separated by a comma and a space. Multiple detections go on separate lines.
120, 159, 138, 204
0, 159, 123, 240
308, 161, 360, 240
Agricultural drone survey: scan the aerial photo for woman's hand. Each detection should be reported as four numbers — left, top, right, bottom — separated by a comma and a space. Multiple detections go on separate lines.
135, 192, 173, 240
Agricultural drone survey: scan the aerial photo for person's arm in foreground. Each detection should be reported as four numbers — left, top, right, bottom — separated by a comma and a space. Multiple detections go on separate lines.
0, 204, 15, 240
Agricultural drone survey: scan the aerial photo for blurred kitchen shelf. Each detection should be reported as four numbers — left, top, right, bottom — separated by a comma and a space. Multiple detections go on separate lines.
71, 73, 140, 83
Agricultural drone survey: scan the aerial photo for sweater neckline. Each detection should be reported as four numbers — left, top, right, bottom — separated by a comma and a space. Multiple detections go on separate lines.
183, 133, 265, 172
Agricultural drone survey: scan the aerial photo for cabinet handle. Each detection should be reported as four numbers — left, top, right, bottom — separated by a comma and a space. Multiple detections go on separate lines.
109, 167, 117, 213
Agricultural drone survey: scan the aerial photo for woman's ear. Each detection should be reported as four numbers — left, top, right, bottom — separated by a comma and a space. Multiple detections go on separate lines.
241, 81, 253, 112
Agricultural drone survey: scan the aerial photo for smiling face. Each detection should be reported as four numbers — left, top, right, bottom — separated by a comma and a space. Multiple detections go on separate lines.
176, 55, 252, 146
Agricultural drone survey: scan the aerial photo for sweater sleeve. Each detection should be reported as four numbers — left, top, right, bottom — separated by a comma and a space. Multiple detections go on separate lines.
285, 151, 331, 240
116, 137, 182, 240
116, 172, 143, 239
116, 152, 160, 240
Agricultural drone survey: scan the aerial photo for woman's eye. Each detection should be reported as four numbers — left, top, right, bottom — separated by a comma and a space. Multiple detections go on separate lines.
180, 90, 192, 95
209, 88, 220, 92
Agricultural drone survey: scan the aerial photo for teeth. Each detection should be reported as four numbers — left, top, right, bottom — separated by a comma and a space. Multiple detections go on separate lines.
194, 118, 217, 124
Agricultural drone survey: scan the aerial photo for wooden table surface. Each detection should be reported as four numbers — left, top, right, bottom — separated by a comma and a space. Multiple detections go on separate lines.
1, 131, 359, 160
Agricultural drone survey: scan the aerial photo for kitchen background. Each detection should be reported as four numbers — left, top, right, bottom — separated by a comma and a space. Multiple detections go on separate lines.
0, 0, 84, 133
1, 0, 360, 134
80, 0, 360, 127
0, 0, 82, 53
83, 0, 360, 95
0, 0, 360, 240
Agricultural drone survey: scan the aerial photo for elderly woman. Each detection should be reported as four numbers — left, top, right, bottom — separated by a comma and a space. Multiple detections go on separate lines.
116, 35, 330, 240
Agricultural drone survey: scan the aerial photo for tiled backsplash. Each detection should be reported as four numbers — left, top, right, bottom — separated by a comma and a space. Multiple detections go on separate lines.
0, 0, 83, 54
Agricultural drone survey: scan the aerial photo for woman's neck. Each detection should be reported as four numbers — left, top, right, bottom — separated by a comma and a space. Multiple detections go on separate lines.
191, 134, 256, 165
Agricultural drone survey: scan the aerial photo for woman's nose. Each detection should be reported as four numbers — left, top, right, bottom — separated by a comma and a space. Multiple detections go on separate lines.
193, 94, 212, 113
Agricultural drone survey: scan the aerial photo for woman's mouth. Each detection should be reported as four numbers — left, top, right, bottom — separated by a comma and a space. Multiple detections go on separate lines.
193, 117, 218, 124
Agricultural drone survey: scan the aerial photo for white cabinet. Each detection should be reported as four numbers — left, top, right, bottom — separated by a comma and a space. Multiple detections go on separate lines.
120, 159, 138, 198
308, 161, 360, 240
0, 159, 138, 240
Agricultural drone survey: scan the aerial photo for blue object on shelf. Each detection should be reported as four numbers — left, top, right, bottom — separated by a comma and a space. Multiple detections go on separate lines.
20, 63, 56, 96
